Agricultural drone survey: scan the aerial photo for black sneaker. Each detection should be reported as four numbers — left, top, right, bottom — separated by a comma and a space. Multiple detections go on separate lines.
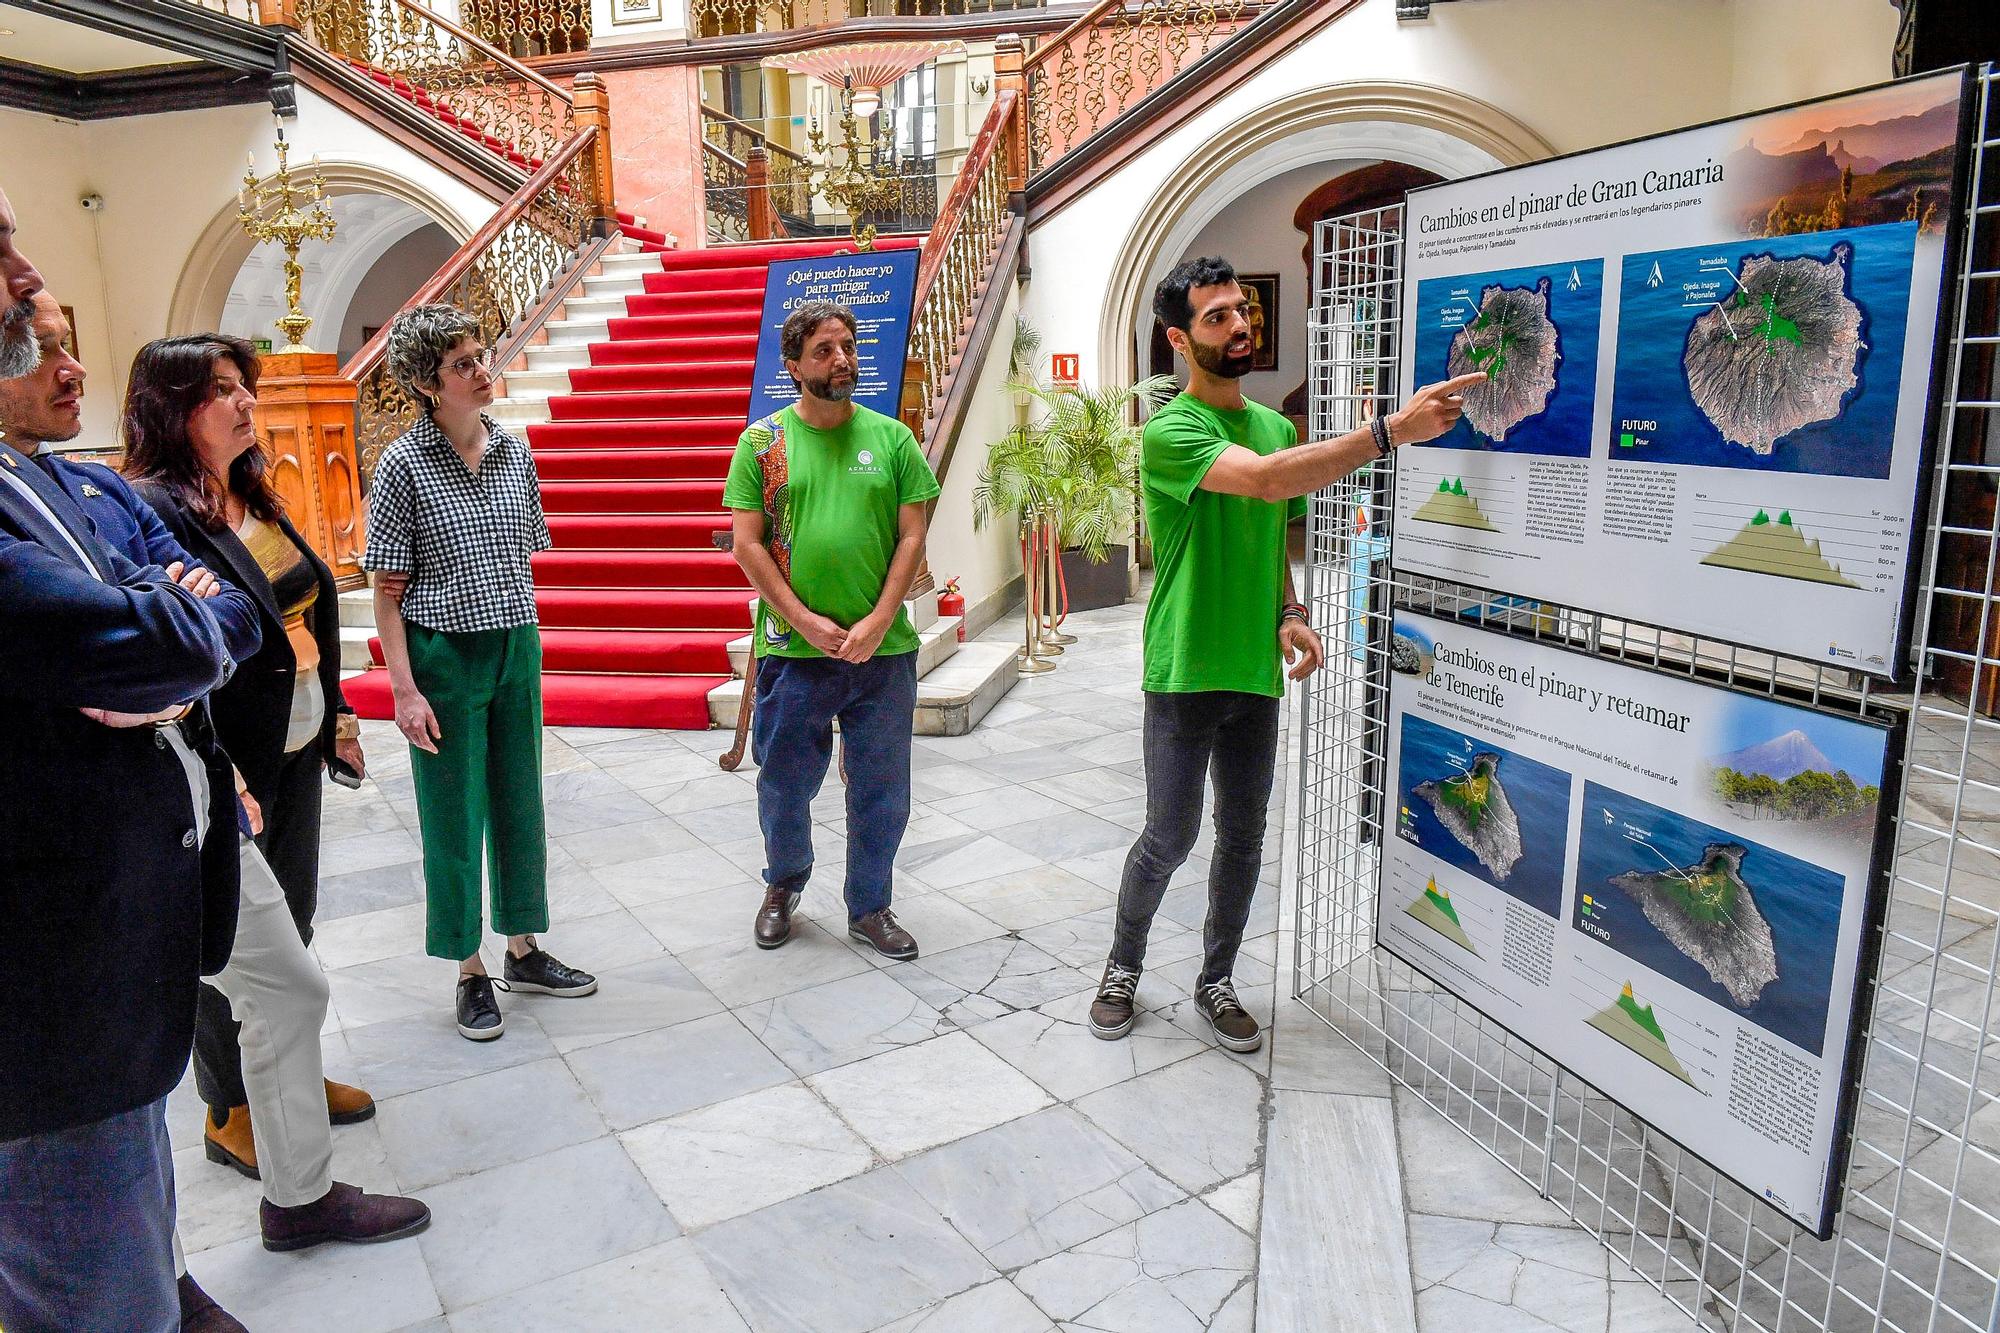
456, 974, 504, 1042
504, 947, 598, 997
1089, 962, 1141, 1040
1195, 978, 1263, 1053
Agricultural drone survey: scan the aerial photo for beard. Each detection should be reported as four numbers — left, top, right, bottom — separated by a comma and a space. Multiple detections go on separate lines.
804, 372, 856, 403
0, 300, 40, 381
1188, 335, 1252, 380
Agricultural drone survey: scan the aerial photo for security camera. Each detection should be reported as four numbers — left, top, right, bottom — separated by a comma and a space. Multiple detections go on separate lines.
79, 193, 104, 212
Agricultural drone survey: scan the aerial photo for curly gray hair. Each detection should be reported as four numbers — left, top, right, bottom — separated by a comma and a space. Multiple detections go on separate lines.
385, 304, 482, 407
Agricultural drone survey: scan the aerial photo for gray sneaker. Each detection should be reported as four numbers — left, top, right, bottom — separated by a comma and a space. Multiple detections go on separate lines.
1089, 963, 1141, 1040
1195, 978, 1262, 1052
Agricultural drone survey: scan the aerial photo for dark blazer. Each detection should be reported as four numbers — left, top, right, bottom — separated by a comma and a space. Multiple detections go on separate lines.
43, 458, 262, 668
133, 480, 352, 814
0, 441, 240, 1141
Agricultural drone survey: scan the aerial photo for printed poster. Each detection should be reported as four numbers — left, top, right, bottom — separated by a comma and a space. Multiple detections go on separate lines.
1379, 610, 1897, 1237
1394, 69, 1972, 678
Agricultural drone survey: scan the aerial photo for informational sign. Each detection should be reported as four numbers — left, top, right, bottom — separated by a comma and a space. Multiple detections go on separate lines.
1050, 352, 1082, 386
746, 247, 920, 425
1380, 610, 1897, 1238
1394, 69, 1973, 678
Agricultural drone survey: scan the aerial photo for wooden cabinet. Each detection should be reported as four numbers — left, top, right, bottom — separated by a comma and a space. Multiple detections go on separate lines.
252, 352, 366, 586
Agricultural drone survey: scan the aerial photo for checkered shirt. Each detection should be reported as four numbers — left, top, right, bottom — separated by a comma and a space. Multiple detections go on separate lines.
361, 413, 551, 634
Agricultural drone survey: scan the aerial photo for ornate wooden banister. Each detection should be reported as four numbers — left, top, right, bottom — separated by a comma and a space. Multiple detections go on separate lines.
284, 0, 580, 185
699, 103, 813, 234
1020, 0, 1250, 173
907, 88, 1020, 464
699, 103, 815, 167
342, 126, 601, 479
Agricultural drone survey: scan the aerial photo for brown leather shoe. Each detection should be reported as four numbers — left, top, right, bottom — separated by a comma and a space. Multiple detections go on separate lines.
203, 1104, 258, 1180
178, 1273, 248, 1333
756, 885, 801, 949
260, 1180, 431, 1253
325, 1077, 376, 1125
848, 906, 918, 960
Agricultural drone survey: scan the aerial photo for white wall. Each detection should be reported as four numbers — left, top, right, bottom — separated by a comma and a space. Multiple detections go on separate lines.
1020, 0, 1900, 396
1, 87, 489, 449
927, 277, 1027, 626
334, 224, 459, 361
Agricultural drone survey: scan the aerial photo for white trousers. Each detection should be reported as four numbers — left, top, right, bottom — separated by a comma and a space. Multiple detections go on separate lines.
199, 838, 335, 1208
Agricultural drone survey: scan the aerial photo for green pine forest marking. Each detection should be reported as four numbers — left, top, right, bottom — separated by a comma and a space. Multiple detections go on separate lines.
1618, 990, 1669, 1043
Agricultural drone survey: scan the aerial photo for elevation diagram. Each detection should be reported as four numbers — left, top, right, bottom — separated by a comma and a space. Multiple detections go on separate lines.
1586, 982, 1698, 1087
1699, 507, 1857, 586
1411, 477, 1500, 531
1404, 877, 1480, 955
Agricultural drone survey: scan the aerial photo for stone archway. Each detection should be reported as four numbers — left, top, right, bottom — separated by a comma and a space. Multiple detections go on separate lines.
167, 163, 474, 349
1096, 80, 1558, 389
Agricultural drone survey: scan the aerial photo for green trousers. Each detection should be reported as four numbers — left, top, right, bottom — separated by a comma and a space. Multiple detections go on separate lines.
407, 623, 549, 961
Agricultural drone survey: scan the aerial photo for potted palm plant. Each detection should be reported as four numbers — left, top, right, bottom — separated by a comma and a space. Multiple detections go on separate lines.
973, 368, 1176, 612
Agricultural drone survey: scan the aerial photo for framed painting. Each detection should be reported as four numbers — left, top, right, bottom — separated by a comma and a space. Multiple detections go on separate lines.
1240, 274, 1278, 370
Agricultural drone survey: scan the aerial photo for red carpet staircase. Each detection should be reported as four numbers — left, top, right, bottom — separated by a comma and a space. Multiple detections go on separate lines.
345, 235, 920, 730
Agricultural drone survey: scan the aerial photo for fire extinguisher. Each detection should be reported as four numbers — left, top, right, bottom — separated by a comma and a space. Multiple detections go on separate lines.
938, 577, 966, 640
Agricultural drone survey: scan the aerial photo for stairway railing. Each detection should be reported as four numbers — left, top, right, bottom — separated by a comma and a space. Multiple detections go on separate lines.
907, 86, 1021, 458
1023, 0, 1249, 174
287, 0, 579, 176
342, 127, 603, 481
701, 105, 815, 227
702, 140, 755, 242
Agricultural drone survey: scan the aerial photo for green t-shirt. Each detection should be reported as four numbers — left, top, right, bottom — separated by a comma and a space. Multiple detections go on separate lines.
1140, 392, 1305, 697
723, 403, 941, 659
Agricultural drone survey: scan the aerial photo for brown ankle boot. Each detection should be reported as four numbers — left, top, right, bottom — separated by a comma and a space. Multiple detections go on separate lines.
203, 1105, 259, 1180
324, 1078, 376, 1125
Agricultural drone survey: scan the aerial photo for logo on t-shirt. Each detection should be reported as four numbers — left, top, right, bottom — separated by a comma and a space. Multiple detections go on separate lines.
856, 450, 874, 465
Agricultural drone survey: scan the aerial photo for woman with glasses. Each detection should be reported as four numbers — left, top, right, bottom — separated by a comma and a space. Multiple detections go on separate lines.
363, 304, 595, 1041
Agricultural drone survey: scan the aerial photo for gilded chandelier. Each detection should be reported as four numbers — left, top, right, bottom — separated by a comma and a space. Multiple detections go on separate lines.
238, 131, 338, 354
805, 80, 911, 253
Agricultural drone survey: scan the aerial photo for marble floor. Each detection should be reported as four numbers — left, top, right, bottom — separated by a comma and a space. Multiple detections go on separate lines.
171, 600, 1693, 1332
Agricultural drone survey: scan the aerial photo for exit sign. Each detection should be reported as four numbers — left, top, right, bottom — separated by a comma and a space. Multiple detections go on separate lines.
1050, 353, 1080, 386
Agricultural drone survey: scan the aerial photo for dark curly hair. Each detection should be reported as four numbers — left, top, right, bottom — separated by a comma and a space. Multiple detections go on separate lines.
121, 334, 283, 532
781, 301, 857, 364
1152, 256, 1239, 335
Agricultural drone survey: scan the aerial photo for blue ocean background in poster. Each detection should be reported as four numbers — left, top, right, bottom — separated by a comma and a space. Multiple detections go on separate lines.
1608, 223, 1916, 478
1411, 258, 1604, 457
1573, 781, 1843, 1055
1396, 712, 1572, 916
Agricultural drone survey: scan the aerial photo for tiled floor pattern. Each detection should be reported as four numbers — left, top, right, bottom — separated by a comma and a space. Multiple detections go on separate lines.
172, 601, 1695, 1331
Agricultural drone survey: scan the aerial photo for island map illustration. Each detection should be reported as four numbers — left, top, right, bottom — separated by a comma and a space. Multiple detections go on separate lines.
1610, 225, 1914, 478
1412, 259, 1603, 457
1397, 713, 1572, 917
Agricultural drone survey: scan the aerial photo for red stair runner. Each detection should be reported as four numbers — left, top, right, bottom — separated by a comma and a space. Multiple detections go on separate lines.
346, 235, 920, 730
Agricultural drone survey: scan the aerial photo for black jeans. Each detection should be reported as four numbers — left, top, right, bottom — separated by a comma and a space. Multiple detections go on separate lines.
1110, 689, 1280, 986
194, 741, 322, 1111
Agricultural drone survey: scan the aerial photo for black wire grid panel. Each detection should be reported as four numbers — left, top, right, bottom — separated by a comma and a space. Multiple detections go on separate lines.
1293, 75, 2000, 1333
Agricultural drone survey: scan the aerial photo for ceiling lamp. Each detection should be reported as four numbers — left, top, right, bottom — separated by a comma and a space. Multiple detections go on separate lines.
762, 39, 961, 117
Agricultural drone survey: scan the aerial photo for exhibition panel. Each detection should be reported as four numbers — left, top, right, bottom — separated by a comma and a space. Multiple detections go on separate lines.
1295, 64, 2000, 1333
1394, 70, 1974, 680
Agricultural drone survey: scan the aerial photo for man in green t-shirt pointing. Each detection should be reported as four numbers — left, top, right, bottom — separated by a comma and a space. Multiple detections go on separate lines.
1089, 256, 1482, 1052
725, 300, 941, 961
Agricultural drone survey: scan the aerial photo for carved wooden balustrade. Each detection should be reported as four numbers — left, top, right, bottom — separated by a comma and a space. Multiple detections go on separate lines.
1023, 0, 1249, 173
342, 128, 606, 479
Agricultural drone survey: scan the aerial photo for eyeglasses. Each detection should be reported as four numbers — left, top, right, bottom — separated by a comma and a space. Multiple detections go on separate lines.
445, 350, 495, 381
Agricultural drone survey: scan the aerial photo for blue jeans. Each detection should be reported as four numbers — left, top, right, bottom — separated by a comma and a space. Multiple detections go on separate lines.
0, 1097, 178, 1333
751, 650, 919, 920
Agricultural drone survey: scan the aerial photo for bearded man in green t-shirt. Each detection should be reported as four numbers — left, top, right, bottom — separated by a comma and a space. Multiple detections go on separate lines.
725, 301, 941, 961
1089, 256, 1483, 1052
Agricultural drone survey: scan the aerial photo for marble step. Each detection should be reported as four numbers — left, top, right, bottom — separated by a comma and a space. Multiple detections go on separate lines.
543, 313, 615, 348
555, 292, 634, 324
498, 367, 575, 400
486, 397, 556, 429
522, 342, 592, 371
577, 271, 647, 299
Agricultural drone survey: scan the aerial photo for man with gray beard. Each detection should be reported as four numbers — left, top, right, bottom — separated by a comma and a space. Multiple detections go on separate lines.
0, 189, 39, 379
0, 185, 240, 1333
